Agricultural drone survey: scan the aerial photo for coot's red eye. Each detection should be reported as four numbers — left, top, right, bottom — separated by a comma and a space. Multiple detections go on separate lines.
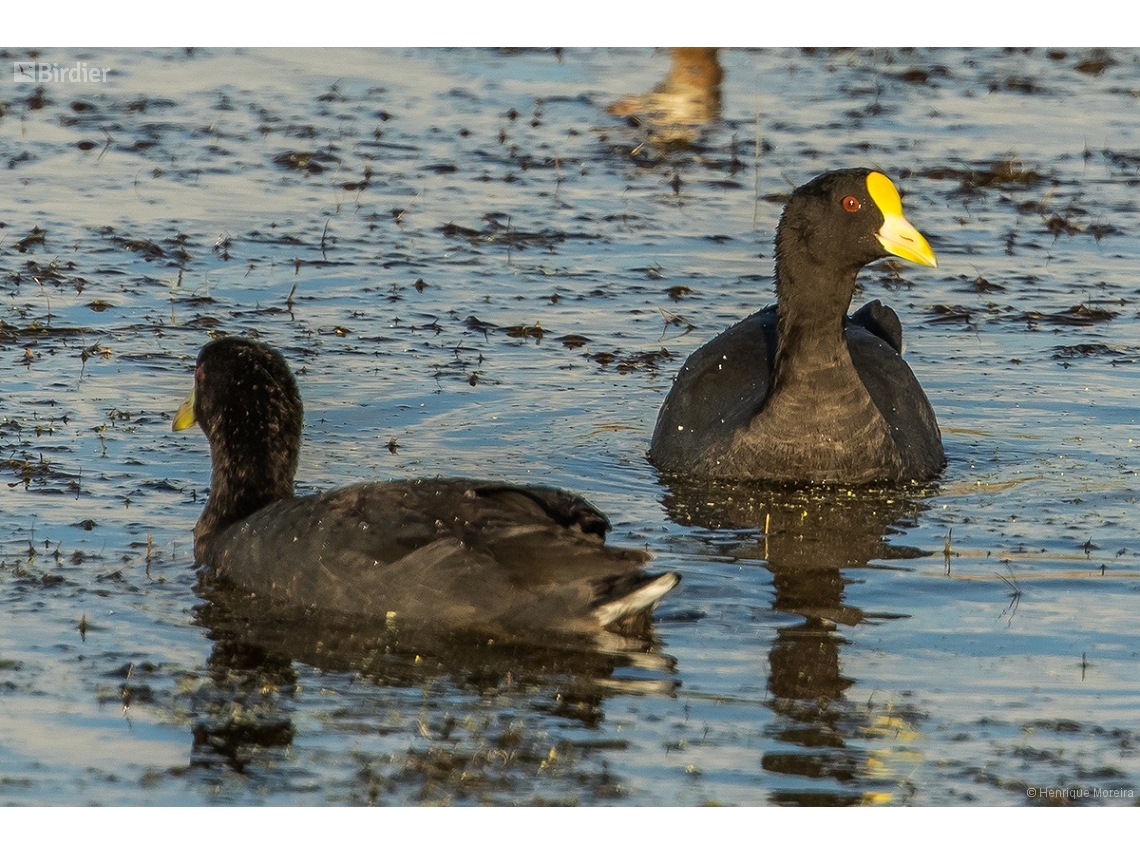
842, 195, 861, 212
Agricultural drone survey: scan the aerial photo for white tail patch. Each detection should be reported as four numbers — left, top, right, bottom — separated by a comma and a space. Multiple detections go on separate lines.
593, 572, 680, 627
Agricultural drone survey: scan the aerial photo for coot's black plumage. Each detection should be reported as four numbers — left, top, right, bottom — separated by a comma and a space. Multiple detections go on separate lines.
173, 338, 678, 634
650, 168, 944, 485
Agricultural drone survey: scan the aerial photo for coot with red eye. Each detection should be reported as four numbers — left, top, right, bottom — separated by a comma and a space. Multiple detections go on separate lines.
649, 168, 944, 485
173, 337, 678, 635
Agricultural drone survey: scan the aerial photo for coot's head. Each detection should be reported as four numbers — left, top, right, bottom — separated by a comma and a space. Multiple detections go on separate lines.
173, 337, 303, 536
775, 169, 936, 310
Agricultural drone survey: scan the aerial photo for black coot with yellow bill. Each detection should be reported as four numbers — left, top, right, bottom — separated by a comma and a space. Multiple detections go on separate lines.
650, 168, 944, 486
174, 337, 678, 635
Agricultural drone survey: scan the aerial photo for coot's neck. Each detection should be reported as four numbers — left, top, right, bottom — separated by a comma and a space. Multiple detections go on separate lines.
756, 246, 892, 480
194, 418, 299, 561
771, 249, 860, 389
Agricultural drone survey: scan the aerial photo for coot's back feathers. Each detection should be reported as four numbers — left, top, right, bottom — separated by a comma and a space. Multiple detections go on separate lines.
650, 168, 944, 486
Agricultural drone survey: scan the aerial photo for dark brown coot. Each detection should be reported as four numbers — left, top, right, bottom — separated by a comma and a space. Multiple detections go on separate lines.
650, 168, 944, 486
173, 337, 678, 634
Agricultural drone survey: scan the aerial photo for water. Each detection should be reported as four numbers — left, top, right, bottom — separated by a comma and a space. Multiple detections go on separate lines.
2, 47, 1139, 806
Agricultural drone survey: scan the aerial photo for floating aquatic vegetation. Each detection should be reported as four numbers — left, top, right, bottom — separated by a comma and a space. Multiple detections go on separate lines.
272, 150, 340, 174
1018, 304, 1118, 327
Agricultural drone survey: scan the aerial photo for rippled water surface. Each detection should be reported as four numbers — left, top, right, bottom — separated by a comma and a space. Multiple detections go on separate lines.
3, 47, 1140, 806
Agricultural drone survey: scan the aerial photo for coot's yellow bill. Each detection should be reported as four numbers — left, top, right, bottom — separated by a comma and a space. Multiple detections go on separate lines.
172, 389, 197, 431
867, 171, 937, 268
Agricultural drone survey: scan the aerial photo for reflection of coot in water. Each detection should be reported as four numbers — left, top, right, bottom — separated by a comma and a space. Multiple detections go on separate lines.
661, 477, 930, 573
659, 477, 933, 805
198, 581, 677, 700
650, 169, 944, 486
191, 580, 679, 781
172, 337, 678, 636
